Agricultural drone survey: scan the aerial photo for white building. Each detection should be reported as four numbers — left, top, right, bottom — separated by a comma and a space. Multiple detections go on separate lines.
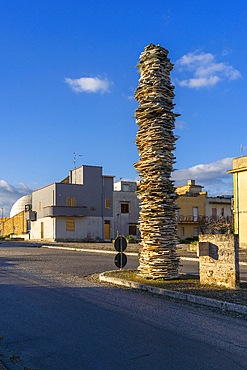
29, 165, 114, 241
113, 180, 140, 238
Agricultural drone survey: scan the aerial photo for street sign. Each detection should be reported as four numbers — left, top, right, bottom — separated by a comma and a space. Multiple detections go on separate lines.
114, 252, 127, 268
114, 236, 127, 252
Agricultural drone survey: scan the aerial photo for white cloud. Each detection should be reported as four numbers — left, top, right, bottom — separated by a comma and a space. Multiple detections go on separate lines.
175, 51, 241, 88
0, 180, 32, 216
175, 120, 186, 130
172, 158, 233, 196
64, 76, 111, 93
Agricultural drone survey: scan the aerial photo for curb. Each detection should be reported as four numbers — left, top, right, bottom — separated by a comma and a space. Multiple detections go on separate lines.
41, 245, 137, 256
99, 272, 247, 316
41, 245, 247, 265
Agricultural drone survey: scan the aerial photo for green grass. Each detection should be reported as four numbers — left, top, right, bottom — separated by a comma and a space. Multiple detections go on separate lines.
106, 270, 201, 289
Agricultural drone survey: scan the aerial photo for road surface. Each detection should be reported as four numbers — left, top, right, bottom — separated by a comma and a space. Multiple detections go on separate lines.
0, 243, 246, 369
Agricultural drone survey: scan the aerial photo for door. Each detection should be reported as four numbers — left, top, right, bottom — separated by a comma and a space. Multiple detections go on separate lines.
41, 222, 44, 239
212, 208, 217, 221
104, 220, 110, 240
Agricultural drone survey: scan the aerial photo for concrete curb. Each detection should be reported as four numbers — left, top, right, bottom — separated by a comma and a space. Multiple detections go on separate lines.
41, 245, 247, 265
41, 245, 138, 256
99, 271, 247, 316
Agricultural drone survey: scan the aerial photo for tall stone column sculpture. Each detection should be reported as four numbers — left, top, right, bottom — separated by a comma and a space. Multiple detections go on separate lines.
134, 43, 180, 279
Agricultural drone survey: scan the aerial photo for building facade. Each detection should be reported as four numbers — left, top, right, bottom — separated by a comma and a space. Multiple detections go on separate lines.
113, 180, 140, 238
29, 165, 114, 241
228, 156, 247, 249
175, 180, 207, 240
175, 180, 232, 240
4, 175, 233, 242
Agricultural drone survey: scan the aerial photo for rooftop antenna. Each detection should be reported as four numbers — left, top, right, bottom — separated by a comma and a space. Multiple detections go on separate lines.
73, 152, 83, 169
240, 144, 247, 157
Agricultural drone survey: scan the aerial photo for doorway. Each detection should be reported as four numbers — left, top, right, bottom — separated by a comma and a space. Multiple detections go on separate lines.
41, 222, 44, 239
104, 220, 110, 240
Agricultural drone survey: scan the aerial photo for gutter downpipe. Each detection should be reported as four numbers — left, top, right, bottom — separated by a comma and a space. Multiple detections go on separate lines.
102, 176, 104, 241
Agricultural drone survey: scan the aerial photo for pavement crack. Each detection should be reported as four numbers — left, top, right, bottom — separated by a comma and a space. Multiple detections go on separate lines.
128, 353, 150, 361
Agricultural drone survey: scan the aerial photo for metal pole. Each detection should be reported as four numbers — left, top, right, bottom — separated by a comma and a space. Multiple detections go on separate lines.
1, 208, 3, 237
120, 237, 122, 270
116, 214, 119, 237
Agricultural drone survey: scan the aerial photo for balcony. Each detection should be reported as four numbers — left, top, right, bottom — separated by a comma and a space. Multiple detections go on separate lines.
43, 206, 89, 217
178, 215, 233, 223
178, 215, 203, 223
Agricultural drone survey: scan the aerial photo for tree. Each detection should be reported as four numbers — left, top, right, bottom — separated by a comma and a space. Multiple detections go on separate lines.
134, 44, 180, 279
198, 216, 233, 235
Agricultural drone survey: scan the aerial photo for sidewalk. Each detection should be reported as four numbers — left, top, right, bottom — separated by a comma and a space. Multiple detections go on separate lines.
39, 240, 247, 265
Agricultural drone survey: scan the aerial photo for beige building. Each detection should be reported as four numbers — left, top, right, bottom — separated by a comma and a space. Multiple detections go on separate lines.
175, 180, 233, 240
228, 156, 247, 249
175, 180, 207, 240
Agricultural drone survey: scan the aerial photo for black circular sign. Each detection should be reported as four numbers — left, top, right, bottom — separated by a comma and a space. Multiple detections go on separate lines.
114, 236, 127, 252
114, 252, 127, 268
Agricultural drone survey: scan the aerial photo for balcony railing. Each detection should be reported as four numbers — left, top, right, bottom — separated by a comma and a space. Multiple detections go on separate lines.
178, 215, 233, 223
43, 206, 89, 217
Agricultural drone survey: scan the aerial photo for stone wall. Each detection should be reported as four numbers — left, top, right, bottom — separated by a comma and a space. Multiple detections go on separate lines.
199, 234, 239, 289
0, 211, 27, 236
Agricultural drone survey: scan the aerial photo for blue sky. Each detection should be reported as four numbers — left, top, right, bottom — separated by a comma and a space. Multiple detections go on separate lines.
1, 0, 247, 214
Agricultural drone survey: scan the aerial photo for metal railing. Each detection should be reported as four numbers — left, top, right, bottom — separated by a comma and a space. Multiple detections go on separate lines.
178, 215, 233, 223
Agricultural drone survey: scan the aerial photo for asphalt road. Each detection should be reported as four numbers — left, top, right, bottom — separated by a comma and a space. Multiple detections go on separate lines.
0, 243, 247, 370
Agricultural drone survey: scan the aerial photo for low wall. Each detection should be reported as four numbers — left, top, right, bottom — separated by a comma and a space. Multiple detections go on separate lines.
0, 211, 27, 236
199, 234, 239, 289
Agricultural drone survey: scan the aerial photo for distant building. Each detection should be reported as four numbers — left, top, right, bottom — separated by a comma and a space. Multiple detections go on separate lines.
175, 180, 232, 240
3, 174, 233, 243
113, 180, 140, 238
28, 165, 114, 241
10, 194, 32, 217
175, 180, 207, 239
228, 156, 247, 249
206, 195, 233, 222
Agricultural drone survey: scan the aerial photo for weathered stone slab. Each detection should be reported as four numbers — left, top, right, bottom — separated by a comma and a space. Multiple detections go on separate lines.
134, 43, 180, 279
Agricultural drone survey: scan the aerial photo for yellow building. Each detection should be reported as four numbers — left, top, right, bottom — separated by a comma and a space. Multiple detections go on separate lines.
176, 180, 207, 240
228, 156, 247, 249
175, 179, 232, 240
0, 211, 28, 238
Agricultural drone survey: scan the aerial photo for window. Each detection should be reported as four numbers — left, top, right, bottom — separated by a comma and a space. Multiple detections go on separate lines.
121, 203, 129, 214
181, 227, 185, 236
66, 197, 76, 207
192, 207, 198, 221
212, 208, 217, 221
129, 225, 137, 235
193, 227, 199, 236
105, 198, 111, 209
221, 208, 224, 216
66, 218, 75, 231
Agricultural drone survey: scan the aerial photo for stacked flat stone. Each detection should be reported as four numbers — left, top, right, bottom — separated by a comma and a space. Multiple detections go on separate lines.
134, 43, 180, 279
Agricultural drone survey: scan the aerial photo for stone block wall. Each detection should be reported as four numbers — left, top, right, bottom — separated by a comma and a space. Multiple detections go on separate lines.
199, 234, 239, 289
0, 211, 27, 236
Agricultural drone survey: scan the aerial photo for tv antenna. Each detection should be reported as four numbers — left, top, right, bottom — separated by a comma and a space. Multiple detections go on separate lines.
73, 152, 83, 169
240, 144, 247, 157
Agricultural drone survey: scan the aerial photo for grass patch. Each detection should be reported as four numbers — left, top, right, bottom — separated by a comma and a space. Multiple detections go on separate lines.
106, 270, 201, 289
